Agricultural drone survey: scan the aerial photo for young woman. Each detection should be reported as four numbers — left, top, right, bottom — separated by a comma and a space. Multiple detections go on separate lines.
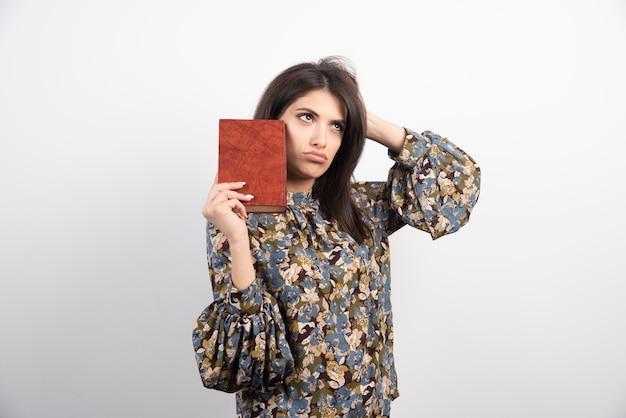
193, 56, 481, 417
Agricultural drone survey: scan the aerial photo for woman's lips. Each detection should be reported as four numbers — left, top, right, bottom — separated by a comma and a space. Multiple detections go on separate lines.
303, 151, 327, 163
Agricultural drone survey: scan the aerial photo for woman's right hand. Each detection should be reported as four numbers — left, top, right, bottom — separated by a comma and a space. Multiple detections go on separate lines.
202, 179, 253, 244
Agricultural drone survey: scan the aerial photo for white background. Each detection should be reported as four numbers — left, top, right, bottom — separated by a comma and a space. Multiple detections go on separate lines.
1, 1, 625, 417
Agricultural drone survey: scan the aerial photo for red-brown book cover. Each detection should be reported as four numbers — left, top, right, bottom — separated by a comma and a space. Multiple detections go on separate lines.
217, 119, 287, 213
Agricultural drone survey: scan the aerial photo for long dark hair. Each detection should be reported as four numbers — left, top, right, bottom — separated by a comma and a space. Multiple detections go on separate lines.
253, 56, 369, 244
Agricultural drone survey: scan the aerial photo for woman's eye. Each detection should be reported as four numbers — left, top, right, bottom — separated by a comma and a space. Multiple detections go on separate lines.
299, 113, 313, 122
332, 122, 344, 132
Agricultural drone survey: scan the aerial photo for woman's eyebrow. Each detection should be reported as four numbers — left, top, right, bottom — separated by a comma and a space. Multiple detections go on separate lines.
295, 107, 319, 116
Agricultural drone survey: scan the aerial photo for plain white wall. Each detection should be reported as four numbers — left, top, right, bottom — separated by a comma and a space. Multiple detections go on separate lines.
1, 0, 625, 417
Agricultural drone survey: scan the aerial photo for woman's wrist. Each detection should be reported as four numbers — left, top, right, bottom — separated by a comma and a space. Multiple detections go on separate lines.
366, 111, 406, 154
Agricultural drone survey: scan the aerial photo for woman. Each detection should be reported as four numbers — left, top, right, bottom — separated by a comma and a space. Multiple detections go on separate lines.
193, 56, 481, 417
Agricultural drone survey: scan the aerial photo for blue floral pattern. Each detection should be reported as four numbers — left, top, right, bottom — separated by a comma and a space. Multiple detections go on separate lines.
193, 130, 481, 417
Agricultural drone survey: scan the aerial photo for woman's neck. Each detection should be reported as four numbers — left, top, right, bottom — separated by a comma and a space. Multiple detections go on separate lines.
286, 179, 314, 193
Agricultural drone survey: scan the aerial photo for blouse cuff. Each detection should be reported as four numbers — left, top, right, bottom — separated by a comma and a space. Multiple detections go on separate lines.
388, 128, 465, 165
227, 279, 265, 316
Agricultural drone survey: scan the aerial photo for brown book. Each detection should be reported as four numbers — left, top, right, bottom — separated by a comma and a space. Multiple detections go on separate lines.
217, 119, 287, 213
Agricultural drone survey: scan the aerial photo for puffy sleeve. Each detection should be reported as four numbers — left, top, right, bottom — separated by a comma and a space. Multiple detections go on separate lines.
356, 129, 481, 239
388, 129, 480, 239
192, 223, 295, 393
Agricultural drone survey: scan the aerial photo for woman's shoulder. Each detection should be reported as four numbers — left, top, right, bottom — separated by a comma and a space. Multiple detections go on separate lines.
350, 181, 387, 210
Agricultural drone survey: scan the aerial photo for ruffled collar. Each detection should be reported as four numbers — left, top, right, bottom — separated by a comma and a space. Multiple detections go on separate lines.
286, 191, 318, 208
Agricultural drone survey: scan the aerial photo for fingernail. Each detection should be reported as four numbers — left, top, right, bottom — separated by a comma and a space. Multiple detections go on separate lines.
245, 194, 254, 199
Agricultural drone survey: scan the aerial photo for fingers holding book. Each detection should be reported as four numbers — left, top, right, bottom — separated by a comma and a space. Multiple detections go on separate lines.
202, 180, 254, 241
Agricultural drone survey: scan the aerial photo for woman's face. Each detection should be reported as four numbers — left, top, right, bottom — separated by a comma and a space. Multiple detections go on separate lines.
279, 89, 346, 192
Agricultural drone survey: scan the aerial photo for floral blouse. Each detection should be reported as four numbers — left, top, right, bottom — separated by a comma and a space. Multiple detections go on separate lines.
193, 129, 481, 417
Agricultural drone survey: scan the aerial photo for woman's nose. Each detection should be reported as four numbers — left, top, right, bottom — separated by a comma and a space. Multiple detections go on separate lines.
311, 126, 327, 148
